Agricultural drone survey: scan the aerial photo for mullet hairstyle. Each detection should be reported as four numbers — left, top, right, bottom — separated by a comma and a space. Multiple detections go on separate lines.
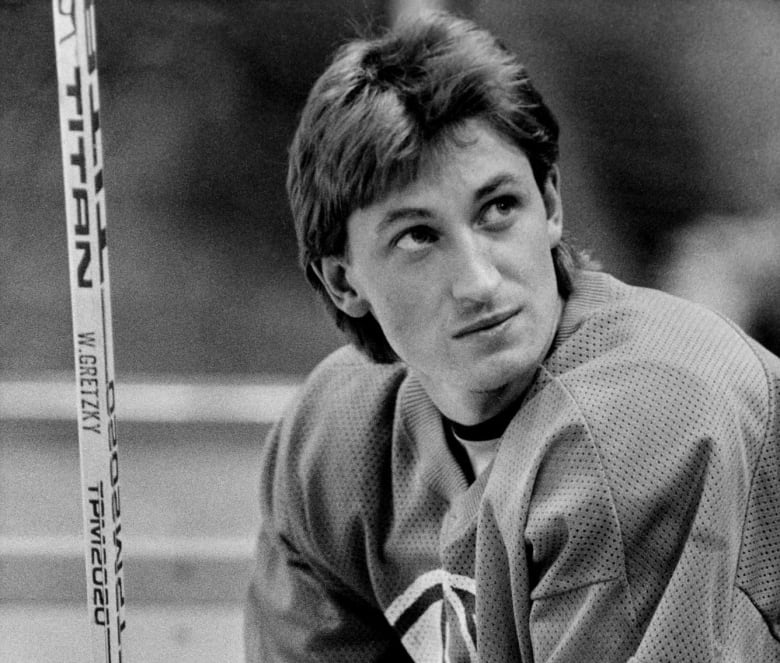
287, 12, 585, 363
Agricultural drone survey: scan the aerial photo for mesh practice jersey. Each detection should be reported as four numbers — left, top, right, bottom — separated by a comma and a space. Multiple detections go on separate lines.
245, 271, 780, 662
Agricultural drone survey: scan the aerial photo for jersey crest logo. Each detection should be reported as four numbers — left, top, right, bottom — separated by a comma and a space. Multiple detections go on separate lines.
384, 569, 477, 662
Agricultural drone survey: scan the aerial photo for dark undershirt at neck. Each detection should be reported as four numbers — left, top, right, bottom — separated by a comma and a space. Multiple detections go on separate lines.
443, 397, 524, 484
447, 397, 523, 442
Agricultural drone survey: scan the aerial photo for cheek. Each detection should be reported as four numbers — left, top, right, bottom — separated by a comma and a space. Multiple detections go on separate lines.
498, 235, 552, 283
374, 285, 441, 349
382, 291, 424, 333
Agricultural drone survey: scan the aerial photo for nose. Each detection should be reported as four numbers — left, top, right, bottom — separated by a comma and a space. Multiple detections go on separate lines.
450, 234, 501, 306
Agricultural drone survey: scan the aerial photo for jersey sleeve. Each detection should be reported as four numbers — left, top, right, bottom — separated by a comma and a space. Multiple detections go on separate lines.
521, 352, 780, 662
518, 380, 643, 661
244, 507, 411, 662
243, 348, 413, 662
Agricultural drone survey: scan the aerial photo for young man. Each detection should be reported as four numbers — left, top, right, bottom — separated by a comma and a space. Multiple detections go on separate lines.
245, 13, 780, 662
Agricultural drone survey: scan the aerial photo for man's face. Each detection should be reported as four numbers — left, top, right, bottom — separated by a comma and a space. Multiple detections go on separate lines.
319, 120, 564, 422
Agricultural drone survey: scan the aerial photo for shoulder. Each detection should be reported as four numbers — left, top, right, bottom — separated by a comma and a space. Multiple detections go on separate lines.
259, 345, 408, 544
301, 343, 407, 403
540, 272, 777, 475
287, 345, 409, 445
520, 276, 780, 615
268, 344, 408, 466
550, 272, 772, 410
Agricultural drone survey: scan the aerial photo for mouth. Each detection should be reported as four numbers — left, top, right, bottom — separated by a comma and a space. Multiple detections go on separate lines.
453, 308, 521, 339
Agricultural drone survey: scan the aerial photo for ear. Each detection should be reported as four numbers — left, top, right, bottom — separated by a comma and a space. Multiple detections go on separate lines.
543, 166, 564, 247
312, 256, 371, 318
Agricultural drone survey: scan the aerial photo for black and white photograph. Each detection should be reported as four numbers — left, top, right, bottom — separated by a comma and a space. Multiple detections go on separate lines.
2, 1, 779, 661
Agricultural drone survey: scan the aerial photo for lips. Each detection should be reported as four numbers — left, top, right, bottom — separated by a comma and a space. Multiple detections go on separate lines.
453, 308, 520, 338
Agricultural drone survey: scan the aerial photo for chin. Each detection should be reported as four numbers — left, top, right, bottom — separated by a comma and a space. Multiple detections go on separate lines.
457, 352, 538, 395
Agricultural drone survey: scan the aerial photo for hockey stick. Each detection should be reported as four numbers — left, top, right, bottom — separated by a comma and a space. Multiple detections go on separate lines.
52, 1, 126, 661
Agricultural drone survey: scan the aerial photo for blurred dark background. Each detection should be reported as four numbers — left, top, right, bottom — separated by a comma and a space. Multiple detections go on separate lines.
2, 0, 779, 380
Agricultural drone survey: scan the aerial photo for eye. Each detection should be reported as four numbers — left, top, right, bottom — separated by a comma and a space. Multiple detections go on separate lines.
395, 226, 437, 252
481, 195, 520, 226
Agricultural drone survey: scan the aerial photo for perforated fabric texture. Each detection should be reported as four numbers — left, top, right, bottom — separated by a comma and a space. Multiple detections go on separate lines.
245, 271, 780, 662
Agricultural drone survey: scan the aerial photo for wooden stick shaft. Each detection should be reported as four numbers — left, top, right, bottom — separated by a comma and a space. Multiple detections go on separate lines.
52, 1, 126, 661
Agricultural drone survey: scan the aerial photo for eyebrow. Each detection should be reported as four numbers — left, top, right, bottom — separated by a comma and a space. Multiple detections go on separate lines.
475, 173, 522, 200
377, 207, 433, 234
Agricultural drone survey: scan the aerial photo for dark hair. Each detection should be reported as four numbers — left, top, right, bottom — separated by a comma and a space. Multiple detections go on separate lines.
287, 12, 584, 363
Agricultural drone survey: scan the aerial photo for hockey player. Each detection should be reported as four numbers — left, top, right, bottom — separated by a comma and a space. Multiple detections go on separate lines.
245, 12, 780, 662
